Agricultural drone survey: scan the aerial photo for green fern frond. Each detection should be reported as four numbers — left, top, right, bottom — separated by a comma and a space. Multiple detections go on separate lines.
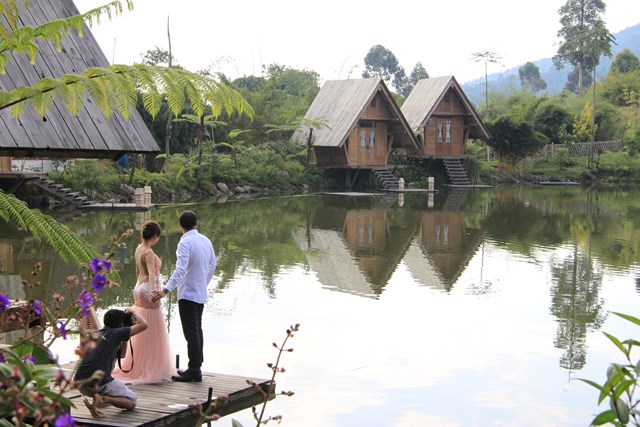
0, 1, 130, 63
1, 64, 254, 122
0, 191, 101, 266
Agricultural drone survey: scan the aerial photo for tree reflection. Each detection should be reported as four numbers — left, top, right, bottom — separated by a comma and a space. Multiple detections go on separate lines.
549, 245, 605, 370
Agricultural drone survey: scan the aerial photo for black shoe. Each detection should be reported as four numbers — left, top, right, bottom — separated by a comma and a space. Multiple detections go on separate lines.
172, 372, 202, 382
177, 368, 201, 376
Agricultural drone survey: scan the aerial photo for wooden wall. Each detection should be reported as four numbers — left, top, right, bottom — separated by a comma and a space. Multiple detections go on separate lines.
345, 94, 391, 166
421, 91, 467, 157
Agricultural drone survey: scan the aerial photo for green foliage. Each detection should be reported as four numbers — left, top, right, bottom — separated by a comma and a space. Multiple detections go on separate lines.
519, 62, 547, 94
600, 69, 640, 106
553, 147, 577, 169
228, 66, 320, 145
533, 100, 574, 143
624, 128, 640, 156
486, 115, 545, 170
0, 63, 253, 121
580, 312, 640, 426
573, 102, 597, 141
610, 49, 640, 74
0, 1, 133, 73
0, 190, 101, 265
362, 44, 406, 93
553, 0, 614, 94
49, 159, 121, 195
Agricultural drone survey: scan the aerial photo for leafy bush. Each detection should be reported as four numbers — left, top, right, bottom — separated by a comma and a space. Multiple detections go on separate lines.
49, 160, 121, 195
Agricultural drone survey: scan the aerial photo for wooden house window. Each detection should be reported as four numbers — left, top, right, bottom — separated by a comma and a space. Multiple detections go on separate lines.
360, 130, 366, 149
445, 120, 451, 144
369, 130, 375, 150
437, 120, 443, 144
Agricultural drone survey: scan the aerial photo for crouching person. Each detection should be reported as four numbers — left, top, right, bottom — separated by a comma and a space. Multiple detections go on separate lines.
74, 308, 147, 418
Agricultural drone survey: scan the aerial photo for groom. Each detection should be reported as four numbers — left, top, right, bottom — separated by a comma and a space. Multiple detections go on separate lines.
152, 210, 217, 382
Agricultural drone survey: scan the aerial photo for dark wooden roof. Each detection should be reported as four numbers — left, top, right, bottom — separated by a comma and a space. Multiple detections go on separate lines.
290, 78, 419, 150
401, 76, 491, 140
0, 0, 160, 160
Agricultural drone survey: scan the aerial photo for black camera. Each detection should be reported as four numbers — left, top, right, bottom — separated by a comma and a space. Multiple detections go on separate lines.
124, 312, 135, 327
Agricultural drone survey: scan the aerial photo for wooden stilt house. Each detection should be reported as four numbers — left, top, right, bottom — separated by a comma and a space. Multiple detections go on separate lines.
0, 0, 160, 172
401, 76, 490, 185
291, 79, 419, 189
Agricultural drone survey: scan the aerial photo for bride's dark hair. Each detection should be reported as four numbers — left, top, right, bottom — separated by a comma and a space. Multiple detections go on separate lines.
141, 220, 161, 242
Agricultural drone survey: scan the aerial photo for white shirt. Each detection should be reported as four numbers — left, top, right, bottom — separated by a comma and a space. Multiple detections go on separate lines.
164, 229, 217, 304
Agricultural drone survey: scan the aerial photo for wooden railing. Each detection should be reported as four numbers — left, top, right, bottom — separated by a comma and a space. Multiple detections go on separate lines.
534, 140, 623, 158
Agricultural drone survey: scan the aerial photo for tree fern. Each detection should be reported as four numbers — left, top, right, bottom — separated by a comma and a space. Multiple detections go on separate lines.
0, 190, 101, 267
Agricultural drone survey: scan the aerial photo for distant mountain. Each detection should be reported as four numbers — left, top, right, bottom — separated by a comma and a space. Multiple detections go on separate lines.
461, 23, 640, 106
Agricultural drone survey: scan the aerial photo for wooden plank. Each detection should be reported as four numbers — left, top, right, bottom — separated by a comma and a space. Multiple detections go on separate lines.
59, 363, 273, 427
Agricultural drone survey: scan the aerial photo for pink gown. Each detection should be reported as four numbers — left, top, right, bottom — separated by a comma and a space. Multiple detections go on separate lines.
113, 254, 174, 384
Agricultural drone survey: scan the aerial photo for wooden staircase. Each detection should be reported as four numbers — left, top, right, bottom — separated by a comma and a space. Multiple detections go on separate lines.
371, 168, 400, 190
32, 177, 95, 207
442, 158, 471, 186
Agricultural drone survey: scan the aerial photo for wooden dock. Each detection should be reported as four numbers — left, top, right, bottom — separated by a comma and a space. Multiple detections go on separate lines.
60, 364, 274, 426
78, 202, 157, 211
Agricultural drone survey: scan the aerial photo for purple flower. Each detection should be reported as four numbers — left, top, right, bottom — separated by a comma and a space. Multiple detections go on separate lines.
101, 259, 112, 272
57, 321, 68, 340
22, 354, 36, 365
77, 291, 94, 316
89, 258, 102, 274
32, 299, 43, 316
0, 293, 10, 312
0, 352, 6, 363
55, 413, 76, 427
90, 273, 107, 292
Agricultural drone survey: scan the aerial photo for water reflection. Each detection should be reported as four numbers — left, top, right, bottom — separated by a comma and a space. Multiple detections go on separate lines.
2, 187, 640, 381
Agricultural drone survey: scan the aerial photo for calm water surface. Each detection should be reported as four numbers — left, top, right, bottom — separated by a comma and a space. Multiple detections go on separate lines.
4, 186, 640, 427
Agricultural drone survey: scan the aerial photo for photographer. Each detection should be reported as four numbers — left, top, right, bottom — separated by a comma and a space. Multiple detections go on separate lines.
74, 308, 147, 418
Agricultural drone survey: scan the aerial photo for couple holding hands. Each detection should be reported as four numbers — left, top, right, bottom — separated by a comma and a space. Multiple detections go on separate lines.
74, 210, 217, 417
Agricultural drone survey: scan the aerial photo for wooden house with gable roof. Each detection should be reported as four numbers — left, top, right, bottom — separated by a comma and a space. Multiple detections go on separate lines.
401, 76, 490, 185
291, 78, 419, 189
0, 0, 160, 198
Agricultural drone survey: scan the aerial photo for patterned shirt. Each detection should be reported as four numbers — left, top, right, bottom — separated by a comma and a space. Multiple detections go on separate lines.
74, 326, 131, 386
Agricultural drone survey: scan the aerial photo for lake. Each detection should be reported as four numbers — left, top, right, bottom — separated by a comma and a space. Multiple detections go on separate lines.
3, 186, 640, 426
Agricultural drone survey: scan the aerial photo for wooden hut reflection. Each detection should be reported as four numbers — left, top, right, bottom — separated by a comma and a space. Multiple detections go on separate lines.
297, 196, 420, 297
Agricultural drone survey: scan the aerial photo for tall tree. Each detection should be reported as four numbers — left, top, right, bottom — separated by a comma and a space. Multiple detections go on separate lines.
471, 50, 503, 117
553, 0, 615, 95
362, 45, 406, 93
518, 62, 547, 94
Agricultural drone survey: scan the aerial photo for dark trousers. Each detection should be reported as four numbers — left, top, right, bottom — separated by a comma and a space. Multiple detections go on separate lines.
178, 299, 204, 372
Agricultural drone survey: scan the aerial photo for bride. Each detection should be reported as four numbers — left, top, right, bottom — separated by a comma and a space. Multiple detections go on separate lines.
113, 220, 174, 384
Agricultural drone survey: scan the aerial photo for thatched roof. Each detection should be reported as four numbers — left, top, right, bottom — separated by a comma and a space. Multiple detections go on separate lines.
291, 78, 418, 150
0, 0, 160, 159
401, 76, 491, 140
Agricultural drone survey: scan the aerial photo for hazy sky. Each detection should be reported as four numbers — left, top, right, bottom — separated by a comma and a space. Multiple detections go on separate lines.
80, 0, 640, 84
